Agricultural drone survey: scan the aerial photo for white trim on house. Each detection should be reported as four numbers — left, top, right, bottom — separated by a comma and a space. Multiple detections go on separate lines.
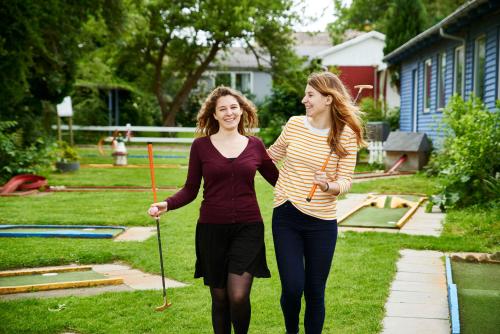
316, 31, 385, 58
207, 71, 254, 94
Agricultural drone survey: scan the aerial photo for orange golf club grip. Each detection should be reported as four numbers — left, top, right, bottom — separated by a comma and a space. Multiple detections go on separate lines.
306, 153, 332, 202
147, 143, 158, 202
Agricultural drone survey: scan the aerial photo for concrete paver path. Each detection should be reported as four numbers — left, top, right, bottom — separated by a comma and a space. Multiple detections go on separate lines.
381, 249, 450, 334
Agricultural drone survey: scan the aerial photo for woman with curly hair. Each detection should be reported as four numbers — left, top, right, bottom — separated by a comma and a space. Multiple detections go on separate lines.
148, 86, 278, 334
267, 72, 365, 334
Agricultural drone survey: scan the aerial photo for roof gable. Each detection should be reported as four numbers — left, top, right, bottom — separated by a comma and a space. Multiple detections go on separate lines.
316, 31, 386, 58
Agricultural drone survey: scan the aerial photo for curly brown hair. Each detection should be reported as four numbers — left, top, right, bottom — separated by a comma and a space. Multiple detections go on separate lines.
307, 72, 366, 157
196, 86, 258, 137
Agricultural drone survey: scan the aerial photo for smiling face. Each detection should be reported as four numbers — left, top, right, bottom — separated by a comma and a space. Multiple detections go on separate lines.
213, 95, 243, 131
302, 84, 332, 118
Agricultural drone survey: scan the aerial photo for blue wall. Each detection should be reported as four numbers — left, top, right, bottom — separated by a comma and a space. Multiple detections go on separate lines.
398, 12, 499, 148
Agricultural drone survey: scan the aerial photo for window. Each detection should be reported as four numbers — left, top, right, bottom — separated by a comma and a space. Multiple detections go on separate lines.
437, 52, 446, 110
474, 35, 486, 98
424, 59, 432, 113
214, 72, 252, 93
235, 73, 251, 93
215, 73, 231, 87
454, 46, 464, 96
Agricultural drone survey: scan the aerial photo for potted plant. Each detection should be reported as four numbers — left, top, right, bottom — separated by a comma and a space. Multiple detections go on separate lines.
55, 141, 80, 172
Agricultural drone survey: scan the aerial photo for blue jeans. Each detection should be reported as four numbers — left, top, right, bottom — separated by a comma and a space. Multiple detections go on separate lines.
272, 201, 337, 334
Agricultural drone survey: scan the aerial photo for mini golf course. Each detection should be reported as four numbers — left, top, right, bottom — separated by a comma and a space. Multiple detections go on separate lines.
451, 260, 500, 334
338, 194, 426, 229
0, 266, 123, 294
0, 225, 126, 238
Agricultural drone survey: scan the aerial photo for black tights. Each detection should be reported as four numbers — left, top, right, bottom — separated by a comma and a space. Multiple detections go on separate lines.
210, 272, 254, 334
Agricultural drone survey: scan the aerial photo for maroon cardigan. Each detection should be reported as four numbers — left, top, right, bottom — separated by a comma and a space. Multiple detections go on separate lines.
166, 136, 278, 224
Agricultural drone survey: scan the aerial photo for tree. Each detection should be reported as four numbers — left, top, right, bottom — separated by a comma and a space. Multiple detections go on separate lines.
328, 0, 391, 43
115, 0, 298, 126
328, 0, 464, 45
383, 0, 427, 55
0, 0, 124, 142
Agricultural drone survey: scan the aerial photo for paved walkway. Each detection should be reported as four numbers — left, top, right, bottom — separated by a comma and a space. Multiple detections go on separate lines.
381, 249, 450, 334
114, 227, 156, 242
337, 194, 445, 236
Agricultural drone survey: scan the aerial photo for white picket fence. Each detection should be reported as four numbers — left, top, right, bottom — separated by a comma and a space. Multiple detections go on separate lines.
368, 141, 385, 164
53, 123, 260, 144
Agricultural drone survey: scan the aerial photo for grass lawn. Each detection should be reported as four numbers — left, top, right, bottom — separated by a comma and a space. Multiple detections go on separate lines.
0, 164, 498, 333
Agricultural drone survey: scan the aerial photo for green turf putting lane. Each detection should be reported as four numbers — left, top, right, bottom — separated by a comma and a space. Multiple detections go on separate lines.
0, 270, 106, 287
338, 194, 426, 229
451, 261, 500, 334
339, 207, 408, 228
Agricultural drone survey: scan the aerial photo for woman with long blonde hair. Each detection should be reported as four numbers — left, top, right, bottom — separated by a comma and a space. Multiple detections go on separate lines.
267, 72, 365, 334
149, 86, 278, 334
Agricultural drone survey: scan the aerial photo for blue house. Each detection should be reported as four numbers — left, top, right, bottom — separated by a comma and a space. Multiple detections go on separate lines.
384, 0, 500, 147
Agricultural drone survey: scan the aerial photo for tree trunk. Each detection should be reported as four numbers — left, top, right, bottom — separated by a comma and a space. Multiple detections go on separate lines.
162, 41, 221, 126
152, 38, 171, 125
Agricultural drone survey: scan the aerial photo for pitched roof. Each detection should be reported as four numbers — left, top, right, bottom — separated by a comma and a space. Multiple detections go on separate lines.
316, 31, 385, 58
383, 132, 431, 152
211, 32, 333, 69
293, 31, 333, 58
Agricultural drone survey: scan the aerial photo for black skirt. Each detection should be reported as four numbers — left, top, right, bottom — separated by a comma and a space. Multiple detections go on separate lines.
194, 222, 271, 288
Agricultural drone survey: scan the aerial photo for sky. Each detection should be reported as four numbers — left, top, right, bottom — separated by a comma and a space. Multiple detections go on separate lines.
293, 0, 351, 32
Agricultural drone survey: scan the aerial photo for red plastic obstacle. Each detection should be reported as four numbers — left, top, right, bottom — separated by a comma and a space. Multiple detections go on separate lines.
387, 154, 408, 174
0, 174, 47, 195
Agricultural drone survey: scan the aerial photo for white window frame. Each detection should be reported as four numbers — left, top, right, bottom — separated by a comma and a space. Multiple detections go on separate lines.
423, 58, 432, 113
474, 35, 486, 98
437, 52, 446, 111
454, 46, 465, 96
212, 71, 254, 94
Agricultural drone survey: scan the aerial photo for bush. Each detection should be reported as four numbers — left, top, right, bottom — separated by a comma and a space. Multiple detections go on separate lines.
258, 88, 303, 146
428, 96, 499, 210
0, 121, 54, 183
55, 140, 80, 163
359, 97, 400, 131
359, 97, 383, 122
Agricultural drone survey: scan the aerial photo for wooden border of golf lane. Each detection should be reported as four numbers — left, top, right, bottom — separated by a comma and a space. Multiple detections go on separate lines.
395, 196, 427, 228
0, 277, 124, 295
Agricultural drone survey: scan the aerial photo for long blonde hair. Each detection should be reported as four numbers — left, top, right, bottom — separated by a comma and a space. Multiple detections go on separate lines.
196, 86, 258, 137
307, 72, 366, 157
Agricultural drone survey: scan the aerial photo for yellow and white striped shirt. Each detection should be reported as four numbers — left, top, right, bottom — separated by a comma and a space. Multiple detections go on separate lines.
267, 116, 358, 220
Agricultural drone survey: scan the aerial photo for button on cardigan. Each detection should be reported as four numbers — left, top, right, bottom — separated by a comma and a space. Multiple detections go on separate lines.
166, 136, 278, 224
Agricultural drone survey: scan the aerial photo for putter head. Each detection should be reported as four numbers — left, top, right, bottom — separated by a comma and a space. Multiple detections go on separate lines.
155, 298, 172, 311
354, 84, 373, 89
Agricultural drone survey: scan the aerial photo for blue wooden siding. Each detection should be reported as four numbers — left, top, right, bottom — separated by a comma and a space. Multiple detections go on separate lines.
484, 28, 499, 107
464, 36, 474, 101
399, 64, 415, 132
398, 13, 500, 148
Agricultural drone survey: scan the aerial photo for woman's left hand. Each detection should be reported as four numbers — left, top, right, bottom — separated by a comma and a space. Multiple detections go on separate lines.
313, 171, 329, 192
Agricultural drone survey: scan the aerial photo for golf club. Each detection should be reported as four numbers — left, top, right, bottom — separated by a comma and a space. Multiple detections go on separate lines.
306, 84, 373, 202
147, 142, 172, 311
